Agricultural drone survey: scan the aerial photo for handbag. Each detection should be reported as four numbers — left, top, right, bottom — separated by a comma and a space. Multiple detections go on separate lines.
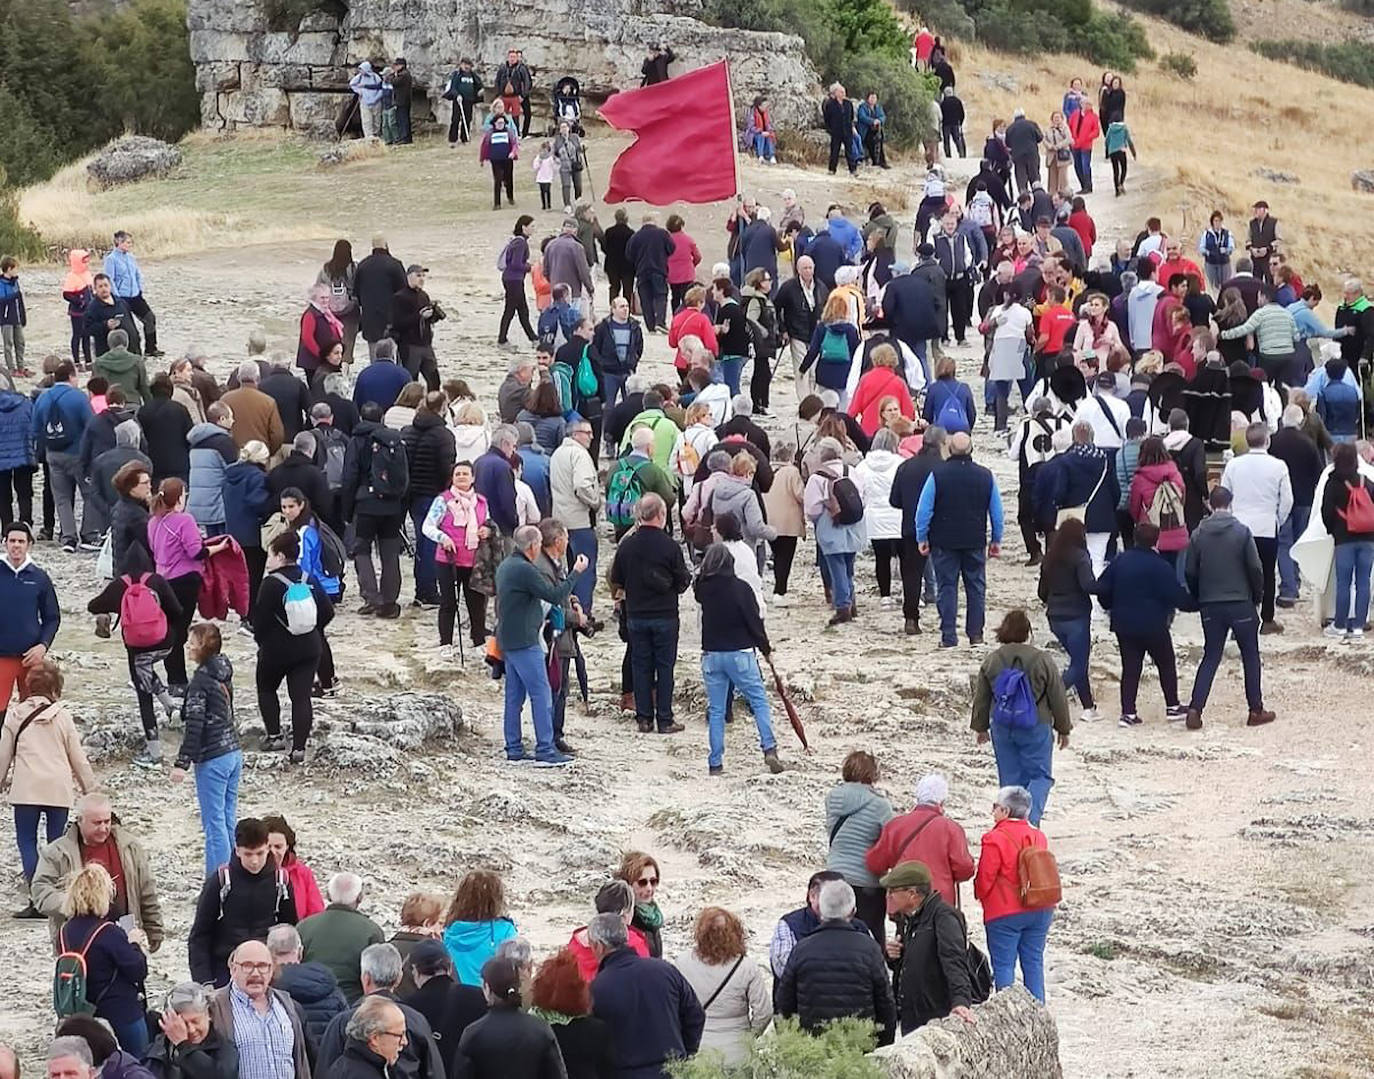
700, 955, 745, 1012
1055, 147, 1072, 163
95, 532, 113, 579
967, 938, 993, 1003
1055, 460, 1109, 528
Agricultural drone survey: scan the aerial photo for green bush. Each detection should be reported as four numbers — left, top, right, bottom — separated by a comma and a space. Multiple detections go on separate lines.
1251, 39, 1374, 89
0, 85, 62, 189
666, 1017, 884, 1079
1118, 0, 1234, 42
0, 166, 45, 260
1159, 51, 1198, 78
838, 54, 940, 145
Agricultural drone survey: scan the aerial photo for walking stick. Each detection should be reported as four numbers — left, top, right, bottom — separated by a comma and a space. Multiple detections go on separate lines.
581, 146, 596, 202
458, 97, 471, 144
336, 96, 359, 143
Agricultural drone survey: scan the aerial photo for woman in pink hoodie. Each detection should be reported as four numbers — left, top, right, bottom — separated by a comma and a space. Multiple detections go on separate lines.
148, 479, 228, 690
1127, 437, 1189, 562
61, 249, 94, 370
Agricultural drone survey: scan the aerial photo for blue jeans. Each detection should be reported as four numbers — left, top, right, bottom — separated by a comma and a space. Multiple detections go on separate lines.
1048, 614, 1094, 708
567, 527, 597, 615
821, 550, 855, 610
990, 379, 1013, 431
1071, 148, 1093, 190
985, 907, 1054, 1002
113, 1019, 149, 1058
1189, 601, 1263, 712
503, 644, 556, 758
991, 720, 1054, 826
602, 373, 628, 413
14, 805, 67, 881
628, 617, 679, 728
719, 355, 746, 397
194, 750, 242, 877
752, 132, 775, 161
1277, 504, 1311, 600
1333, 541, 1374, 630
702, 650, 776, 768
931, 547, 987, 646
409, 495, 439, 603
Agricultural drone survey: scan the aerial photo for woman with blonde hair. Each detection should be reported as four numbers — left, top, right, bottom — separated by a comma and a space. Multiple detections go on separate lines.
0, 661, 96, 917
799, 291, 861, 405
847, 343, 914, 437
1043, 111, 1073, 195
61, 862, 151, 1054
443, 869, 518, 985
390, 891, 448, 995
450, 400, 491, 462
675, 906, 772, 1065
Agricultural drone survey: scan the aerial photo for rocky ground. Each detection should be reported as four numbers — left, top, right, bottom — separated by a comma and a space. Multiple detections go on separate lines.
3, 133, 1373, 1077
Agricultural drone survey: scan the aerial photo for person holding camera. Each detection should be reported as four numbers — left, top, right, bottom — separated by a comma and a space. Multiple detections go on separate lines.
641, 43, 675, 86
389, 266, 445, 392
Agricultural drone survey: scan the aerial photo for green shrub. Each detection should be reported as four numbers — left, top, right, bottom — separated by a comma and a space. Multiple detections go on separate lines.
666, 1017, 884, 1079
1251, 39, 1374, 89
1118, 0, 1234, 42
1159, 51, 1198, 78
0, 85, 62, 189
0, 166, 45, 260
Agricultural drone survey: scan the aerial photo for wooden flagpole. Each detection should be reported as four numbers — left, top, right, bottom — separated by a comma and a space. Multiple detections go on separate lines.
723, 55, 742, 201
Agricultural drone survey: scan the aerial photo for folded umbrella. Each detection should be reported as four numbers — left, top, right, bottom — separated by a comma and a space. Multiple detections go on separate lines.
764, 653, 808, 750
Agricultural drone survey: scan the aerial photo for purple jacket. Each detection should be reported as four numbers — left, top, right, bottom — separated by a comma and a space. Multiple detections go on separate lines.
501, 235, 532, 284
148, 510, 206, 581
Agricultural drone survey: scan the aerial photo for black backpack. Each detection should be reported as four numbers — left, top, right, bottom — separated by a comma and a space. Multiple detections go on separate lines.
312, 427, 348, 491
827, 467, 864, 526
366, 431, 409, 499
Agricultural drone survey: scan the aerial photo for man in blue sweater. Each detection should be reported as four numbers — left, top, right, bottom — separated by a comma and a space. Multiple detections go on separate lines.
30, 362, 96, 552
915, 432, 1004, 649
0, 522, 60, 720
352, 339, 410, 412
495, 524, 586, 766
104, 231, 161, 357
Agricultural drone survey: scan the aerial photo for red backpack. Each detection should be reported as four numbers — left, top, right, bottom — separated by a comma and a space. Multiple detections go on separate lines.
120, 574, 168, 648
1339, 482, 1374, 534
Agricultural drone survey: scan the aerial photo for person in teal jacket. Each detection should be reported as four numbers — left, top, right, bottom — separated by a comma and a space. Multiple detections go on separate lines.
856, 92, 888, 169
1104, 120, 1136, 197
441, 869, 519, 986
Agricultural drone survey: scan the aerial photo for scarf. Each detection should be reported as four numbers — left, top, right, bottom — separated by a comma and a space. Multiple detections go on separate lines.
634, 901, 664, 932
529, 1006, 575, 1027
314, 303, 344, 341
445, 487, 482, 550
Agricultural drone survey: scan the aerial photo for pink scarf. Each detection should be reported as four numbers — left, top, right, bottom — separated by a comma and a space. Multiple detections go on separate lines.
445, 487, 482, 550
314, 302, 345, 342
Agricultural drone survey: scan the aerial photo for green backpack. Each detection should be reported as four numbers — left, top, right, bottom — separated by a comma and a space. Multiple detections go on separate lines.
575, 345, 599, 399
606, 455, 647, 528
819, 323, 851, 366
53, 921, 113, 1018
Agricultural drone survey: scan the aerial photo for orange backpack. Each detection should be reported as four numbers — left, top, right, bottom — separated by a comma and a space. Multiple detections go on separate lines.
1017, 842, 1062, 909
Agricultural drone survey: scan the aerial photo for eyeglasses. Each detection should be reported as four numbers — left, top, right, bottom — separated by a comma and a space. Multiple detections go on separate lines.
234, 962, 273, 973
377, 1031, 408, 1042
637, 877, 659, 887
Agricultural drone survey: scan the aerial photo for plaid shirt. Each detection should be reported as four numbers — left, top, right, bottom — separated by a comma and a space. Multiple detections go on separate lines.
230, 985, 296, 1079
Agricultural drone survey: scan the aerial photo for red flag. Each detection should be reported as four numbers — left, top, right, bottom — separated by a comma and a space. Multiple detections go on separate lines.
598, 60, 739, 205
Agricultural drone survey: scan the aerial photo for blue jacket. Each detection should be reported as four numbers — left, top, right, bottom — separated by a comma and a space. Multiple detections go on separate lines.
1317, 378, 1362, 438
0, 276, 25, 326
806, 231, 846, 289
187, 422, 237, 528
103, 248, 145, 298
1096, 545, 1192, 636
517, 445, 552, 515
442, 917, 518, 987
1045, 445, 1118, 533
274, 960, 349, 1043
537, 301, 580, 344
59, 915, 148, 1028
0, 556, 59, 655
826, 217, 863, 262
299, 522, 341, 597
921, 378, 976, 430
221, 461, 271, 549
800, 321, 860, 391
352, 360, 410, 411
916, 454, 1003, 549
31, 383, 93, 455
0, 390, 34, 469
856, 101, 885, 138
591, 948, 705, 1079
473, 447, 518, 534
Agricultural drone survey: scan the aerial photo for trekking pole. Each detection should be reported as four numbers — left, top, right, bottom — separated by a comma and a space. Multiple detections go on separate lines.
336, 96, 359, 143
456, 611, 466, 668
458, 97, 471, 144
581, 146, 596, 202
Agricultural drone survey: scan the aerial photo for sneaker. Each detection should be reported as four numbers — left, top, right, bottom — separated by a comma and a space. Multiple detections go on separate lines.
78, 539, 102, 552
1323, 624, 1346, 639
938, 640, 957, 649
261, 734, 286, 752
288, 749, 306, 764
414, 597, 441, 611
439, 645, 455, 661
771, 593, 792, 608
506, 749, 533, 763
709, 764, 724, 776
1259, 620, 1284, 635
1080, 708, 1101, 723
904, 618, 921, 636
1275, 596, 1297, 609
763, 749, 784, 774
534, 751, 574, 767
880, 596, 895, 610
554, 738, 577, 755
1185, 708, 1203, 731
133, 743, 163, 769
60, 541, 77, 554
1349, 629, 1365, 640
827, 608, 852, 627
1246, 709, 1277, 727
658, 722, 685, 735
376, 603, 402, 619
12, 902, 44, 920
1166, 704, 1188, 721
1118, 713, 1142, 727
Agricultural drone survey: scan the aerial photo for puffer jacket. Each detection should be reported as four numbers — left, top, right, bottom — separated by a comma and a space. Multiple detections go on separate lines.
188, 423, 237, 528
853, 449, 902, 541
825, 781, 894, 888
274, 959, 350, 1042
400, 410, 456, 500
110, 494, 152, 577
221, 462, 271, 550
775, 920, 895, 1044
175, 654, 238, 769
0, 389, 34, 469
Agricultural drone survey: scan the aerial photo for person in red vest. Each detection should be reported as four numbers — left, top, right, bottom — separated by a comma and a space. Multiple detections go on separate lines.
913, 27, 934, 69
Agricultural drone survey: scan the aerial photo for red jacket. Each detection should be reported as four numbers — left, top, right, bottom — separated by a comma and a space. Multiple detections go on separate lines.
974, 818, 1049, 922
566, 924, 650, 982
668, 307, 719, 370
1068, 108, 1100, 150
1129, 462, 1190, 551
284, 857, 326, 919
864, 806, 974, 906
196, 537, 250, 620
1157, 256, 1203, 289
667, 232, 702, 287
847, 367, 914, 437
1067, 210, 1097, 257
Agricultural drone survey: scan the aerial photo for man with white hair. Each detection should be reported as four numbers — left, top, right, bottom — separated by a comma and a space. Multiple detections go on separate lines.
298, 873, 385, 1003
865, 773, 974, 905
269, 923, 349, 1041
1335, 277, 1374, 375
221, 361, 286, 455
473, 423, 520, 535
32, 792, 163, 949
1004, 107, 1043, 196
317, 943, 444, 1079
44, 1039, 92, 1079
331, 996, 407, 1079
1270, 403, 1325, 607
775, 879, 896, 1044
353, 338, 410, 413
208, 940, 312, 1079
715, 393, 770, 456
822, 83, 857, 176
496, 355, 538, 425
1219, 421, 1294, 633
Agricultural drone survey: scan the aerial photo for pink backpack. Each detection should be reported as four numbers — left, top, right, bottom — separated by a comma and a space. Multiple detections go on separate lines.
120, 574, 167, 648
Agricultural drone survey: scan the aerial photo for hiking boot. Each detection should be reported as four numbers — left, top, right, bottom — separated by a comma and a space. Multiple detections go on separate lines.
636, 721, 654, 734
620, 692, 636, 712
554, 738, 576, 755
1259, 620, 1284, 635
94, 614, 112, 639
1025, 552, 1043, 567
261, 733, 286, 752
709, 764, 724, 776
763, 749, 784, 774
1184, 708, 1203, 730
12, 902, 43, 920
904, 618, 921, 635
657, 722, 685, 735
827, 608, 852, 627
376, 603, 402, 619
1246, 709, 1276, 727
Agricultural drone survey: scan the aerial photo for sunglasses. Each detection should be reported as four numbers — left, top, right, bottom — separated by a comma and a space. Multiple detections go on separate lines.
636, 877, 659, 887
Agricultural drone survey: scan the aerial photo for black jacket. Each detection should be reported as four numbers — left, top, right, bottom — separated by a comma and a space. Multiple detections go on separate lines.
715, 415, 770, 458
1004, 116, 1042, 160
549, 1018, 615, 1079
775, 277, 829, 342
269, 451, 334, 524
601, 223, 635, 275
776, 919, 896, 1045
80, 404, 137, 474
890, 446, 943, 541
277, 960, 350, 1045
319, 993, 444, 1079
391, 285, 441, 350
404, 974, 488, 1076
175, 654, 238, 768
939, 94, 965, 127
1036, 545, 1096, 620
1167, 433, 1210, 531
261, 368, 314, 442
694, 573, 770, 655
894, 894, 973, 1035
453, 1007, 565, 1079
355, 249, 408, 341
323, 1041, 387, 1079
822, 96, 854, 138
91, 447, 151, 521
187, 855, 300, 985
401, 411, 457, 499
591, 317, 644, 378
251, 563, 334, 667
144, 1027, 239, 1079
83, 294, 137, 355
1270, 426, 1324, 507
625, 225, 674, 280
138, 397, 193, 481
882, 275, 942, 354
609, 526, 692, 619
87, 559, 182, 654
966, 168, 1010, 212
341, 420, 409, 520
110, 494, 153, 576
590, 948, 703, 1079
603, 393, 645, 454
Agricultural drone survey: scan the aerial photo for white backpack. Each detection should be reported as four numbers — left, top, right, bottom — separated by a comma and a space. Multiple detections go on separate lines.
272, 572, 318, 636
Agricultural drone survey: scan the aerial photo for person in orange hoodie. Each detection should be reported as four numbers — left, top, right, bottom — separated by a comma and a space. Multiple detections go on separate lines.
62, 250, 95, 370
1151, 272, 1191, 355
974, 785, 1055, 1002
1067, 103, 1100, 193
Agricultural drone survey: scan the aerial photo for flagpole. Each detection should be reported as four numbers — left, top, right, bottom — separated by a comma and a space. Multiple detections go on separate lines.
723, 56, 741, 201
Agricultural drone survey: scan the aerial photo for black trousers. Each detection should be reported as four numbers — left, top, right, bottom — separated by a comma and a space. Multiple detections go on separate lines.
244, 545, 267, 621
853, 884, 887, 946
498, 279, 535, 343
827, 132, 855, 174
0, 466, 34, 528
947, 276, 975, 343
1255, 536, 1278, 623
519, 95, 532, 137
1117, 629, 1178, 716
669, 281, 689, 312
941, 123, 966, 158
636, 274, 668, 332
1017, 474, 1044, 559
770, 535, 798, 595
164, 572, 202, 687
126, 293, 158, 352
872, 538, 901, 596
448, 98, 474, 143
437, 562, 488, 647
491, 159, 514, 207
402, 344, 439, 392
1110, 151, 1129, 191
750, 353, 773, 411
256, 652, 317, 751
864, 127, 887, 167
316, 633, 335, 689
609, 270, 635, 303
899, 537, 929, 622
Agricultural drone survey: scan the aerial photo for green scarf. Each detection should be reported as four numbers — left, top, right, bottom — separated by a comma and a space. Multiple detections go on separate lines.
634, 901, 664, 931
529, 1006, 574, 1027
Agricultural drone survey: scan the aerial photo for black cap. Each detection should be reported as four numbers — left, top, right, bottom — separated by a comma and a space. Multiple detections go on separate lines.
406, 264, 429, 275
410, 939, 451, 977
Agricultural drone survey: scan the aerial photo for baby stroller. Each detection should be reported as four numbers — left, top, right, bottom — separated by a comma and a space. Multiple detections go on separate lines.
551, 77, 584, 135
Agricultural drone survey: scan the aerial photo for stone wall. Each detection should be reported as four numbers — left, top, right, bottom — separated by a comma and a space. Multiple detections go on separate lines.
188, 0, 821, 137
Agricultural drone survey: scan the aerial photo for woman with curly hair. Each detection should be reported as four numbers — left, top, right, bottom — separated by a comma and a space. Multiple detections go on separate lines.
530, 948, 617, 1078
443, 869, 518, 985
675, 907, 772, 1065
263, 813, 325, 918
615, 851, 664, 958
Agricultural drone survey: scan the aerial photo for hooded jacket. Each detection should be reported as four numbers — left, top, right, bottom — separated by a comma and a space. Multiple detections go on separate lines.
188, 423, 238, 527
400, 411, 457, 499
824, 781, 894, 888
93, 347, 151, 406
592, 315, 645, 377
442, 917, 518, 986
80, 403, 137, 476
699, 471, 776, 546
0, 694, 96, 808
0, 274, 26, 327
175, 653, 238, 769
62, 250, 94, 320
31, 382, 92, 457
110, 493, 153, 577
340, 420, 409, 520
0, 389, 34, 470
1184, 511, 1263, 605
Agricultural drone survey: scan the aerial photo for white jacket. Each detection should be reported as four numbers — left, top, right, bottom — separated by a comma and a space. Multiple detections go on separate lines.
696, 383, 734, 427
550, 437, 600, 530
450, 423, 490, 462
853, 450, 903, 540
1080, 392, 1130, 450
1218, 448, 1294, 538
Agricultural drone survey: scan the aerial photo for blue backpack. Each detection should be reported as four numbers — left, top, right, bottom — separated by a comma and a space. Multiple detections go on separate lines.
932, 383, 970, 434
991, 664, 1039, 730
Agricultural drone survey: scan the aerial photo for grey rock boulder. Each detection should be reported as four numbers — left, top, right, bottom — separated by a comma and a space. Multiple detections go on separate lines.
1352, 169, 1374, 193
85, 136, 182, 190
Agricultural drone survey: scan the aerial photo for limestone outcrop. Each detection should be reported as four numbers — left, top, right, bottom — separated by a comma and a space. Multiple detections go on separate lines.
86, 136, 183, 190
187, 0, 821, 136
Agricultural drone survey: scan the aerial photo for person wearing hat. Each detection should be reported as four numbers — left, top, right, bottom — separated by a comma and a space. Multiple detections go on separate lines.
879, 860, 977, 1034
1245, 200, 1282, 285
389, 266, 444, 392
386, 58, 414, 145
403, 939, 489, 1075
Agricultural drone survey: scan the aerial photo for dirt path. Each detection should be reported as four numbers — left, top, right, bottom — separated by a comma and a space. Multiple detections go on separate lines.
3, 136, 1372, 1078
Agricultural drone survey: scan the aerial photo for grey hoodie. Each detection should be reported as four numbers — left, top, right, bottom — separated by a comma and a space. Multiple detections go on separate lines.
708, 472, 776, 545
1185, 510, 1262, 605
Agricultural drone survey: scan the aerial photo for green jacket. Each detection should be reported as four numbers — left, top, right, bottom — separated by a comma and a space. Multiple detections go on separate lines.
618, 409, 681, 477
298, 903, 386, 1003
495, 550, 580, 651
93, 346, 151, 406
970, 642, 1072, 735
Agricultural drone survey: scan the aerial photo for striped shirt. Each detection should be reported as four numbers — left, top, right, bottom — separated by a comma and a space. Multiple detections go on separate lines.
1220, 303, 1297, 356
230, 985, 295, 1079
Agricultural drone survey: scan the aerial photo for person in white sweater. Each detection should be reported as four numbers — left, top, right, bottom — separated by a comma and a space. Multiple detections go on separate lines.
675, 906, 773, 1066
853, 429, 904, 607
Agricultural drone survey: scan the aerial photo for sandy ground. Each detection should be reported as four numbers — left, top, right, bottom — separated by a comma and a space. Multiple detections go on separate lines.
3, 132, 1373, 1078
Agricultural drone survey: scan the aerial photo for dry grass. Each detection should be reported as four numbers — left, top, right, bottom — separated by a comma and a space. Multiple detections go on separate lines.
315, 136, 389, 170
955, 13, 1374, 303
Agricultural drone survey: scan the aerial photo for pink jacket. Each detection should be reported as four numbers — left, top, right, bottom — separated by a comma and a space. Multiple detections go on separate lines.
148, 511, 205, 581
1129, 461, 1189, 551
667, 232, 702, 286
285, 858, 325, 919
